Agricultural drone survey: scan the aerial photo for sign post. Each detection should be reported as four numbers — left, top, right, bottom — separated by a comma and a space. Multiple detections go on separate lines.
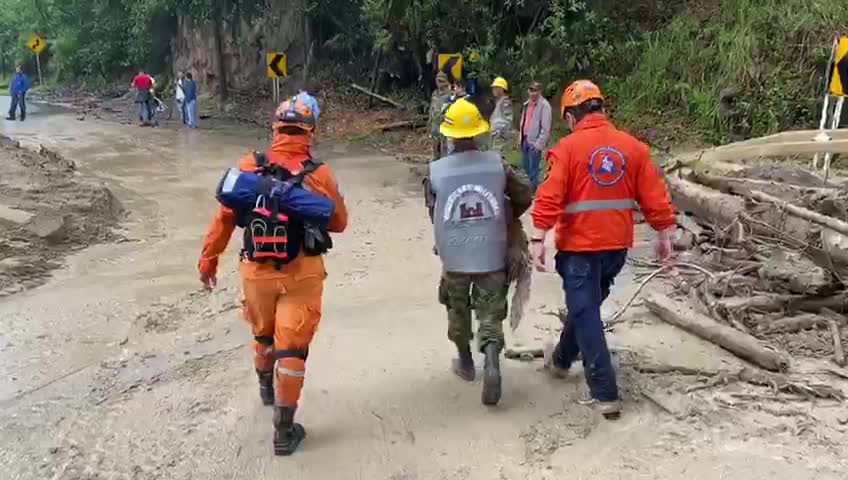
813, 36, 848, 177
26, 34, 47, 86
266, 52, 288, 104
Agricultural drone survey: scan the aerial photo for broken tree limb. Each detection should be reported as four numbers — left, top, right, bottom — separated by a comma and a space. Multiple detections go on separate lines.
643, 292, 790, 372
714, 292, 848, 315
827, 319, 846, 367
350, 83, 404, 109
375, 118, 426, 132
757, 313, 825, 334
745, 189, 848, 238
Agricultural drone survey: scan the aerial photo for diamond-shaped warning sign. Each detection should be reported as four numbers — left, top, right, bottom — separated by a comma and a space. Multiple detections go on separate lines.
829, 37, 848, 97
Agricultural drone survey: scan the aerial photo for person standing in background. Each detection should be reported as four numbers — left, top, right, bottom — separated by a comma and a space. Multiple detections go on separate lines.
182, 72, 198, 129
489, 76, 514, 155
175, 72, 186, 125
518, 81, 552, 191
428, 72, 452, 161
131, 70, 154, 126
6, 66, 31, 122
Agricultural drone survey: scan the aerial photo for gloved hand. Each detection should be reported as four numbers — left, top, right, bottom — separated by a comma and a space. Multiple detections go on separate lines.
655, 226, 675, 263
531, 227, 549, 272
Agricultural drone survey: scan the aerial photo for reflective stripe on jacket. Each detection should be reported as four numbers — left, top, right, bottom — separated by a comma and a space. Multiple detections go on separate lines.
531, 113, 676, 252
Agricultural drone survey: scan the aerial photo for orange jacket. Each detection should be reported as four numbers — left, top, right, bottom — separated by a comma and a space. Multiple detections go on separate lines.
198, 134, 348, 280
531, 113, 675, 252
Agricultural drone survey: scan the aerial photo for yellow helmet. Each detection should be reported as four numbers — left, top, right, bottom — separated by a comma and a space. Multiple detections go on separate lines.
491, 76, 509, 91
440, 98, 490, 139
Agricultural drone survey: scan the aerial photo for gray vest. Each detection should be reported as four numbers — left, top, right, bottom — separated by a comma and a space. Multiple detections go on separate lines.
430, 150, 507, 273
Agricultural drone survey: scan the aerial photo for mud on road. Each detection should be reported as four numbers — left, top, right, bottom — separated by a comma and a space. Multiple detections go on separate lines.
1, 105, 848, 480
0, 135, 121, 297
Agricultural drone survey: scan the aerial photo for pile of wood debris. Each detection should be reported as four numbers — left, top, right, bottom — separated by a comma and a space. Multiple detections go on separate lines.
631, 163, 848, 377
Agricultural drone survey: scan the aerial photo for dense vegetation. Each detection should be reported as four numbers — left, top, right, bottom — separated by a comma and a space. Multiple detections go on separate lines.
1, 0, 845, 142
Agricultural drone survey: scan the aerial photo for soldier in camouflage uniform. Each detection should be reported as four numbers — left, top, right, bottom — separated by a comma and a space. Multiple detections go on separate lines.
424, 98, 532, 406
429, 72, 453, 161
489, 76, 515, 155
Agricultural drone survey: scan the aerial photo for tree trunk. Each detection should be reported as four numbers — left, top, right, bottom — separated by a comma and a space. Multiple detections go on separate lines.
213, 0, 228, 100
644, 292, 791, 371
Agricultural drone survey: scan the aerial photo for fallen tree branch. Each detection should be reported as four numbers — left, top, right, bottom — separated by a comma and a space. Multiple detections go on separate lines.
643, 292, 790, 372
745, 189, 848, 238
375, 118, 426, 132
607, 262, 715, 326
350, 83, 404, 109
827, 318, 846, 367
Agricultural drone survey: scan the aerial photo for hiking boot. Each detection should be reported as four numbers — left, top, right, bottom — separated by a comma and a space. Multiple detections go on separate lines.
273, 406, 306, 456
481, 342, 502, 406
5, 116, 14, 121
256, 370, 274, 406
452, 343, 475, 382
578, 394, 622, 419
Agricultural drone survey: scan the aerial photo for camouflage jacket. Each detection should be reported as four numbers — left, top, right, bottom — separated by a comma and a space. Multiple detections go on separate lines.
429, 89, 452, 138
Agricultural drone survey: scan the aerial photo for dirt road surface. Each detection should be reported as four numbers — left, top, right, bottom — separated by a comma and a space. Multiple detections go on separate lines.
1, 98, 847, 479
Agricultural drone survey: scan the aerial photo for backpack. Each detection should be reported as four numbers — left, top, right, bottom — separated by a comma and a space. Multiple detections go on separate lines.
215, 151, 335, 268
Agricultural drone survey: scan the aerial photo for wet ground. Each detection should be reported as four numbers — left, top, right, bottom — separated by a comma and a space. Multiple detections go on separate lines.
1, 97, 847, 479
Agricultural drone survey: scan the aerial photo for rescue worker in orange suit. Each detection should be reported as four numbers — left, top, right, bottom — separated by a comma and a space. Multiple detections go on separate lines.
197, 98, 348, 455
531, 80, 676, 417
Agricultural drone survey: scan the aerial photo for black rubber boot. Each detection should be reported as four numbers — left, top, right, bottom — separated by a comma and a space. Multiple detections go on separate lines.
481, 342, 502, 406
256, 370, 274, 406
451, 343, 475, 382
5, 116, 14, 121
273, 406, 306, 456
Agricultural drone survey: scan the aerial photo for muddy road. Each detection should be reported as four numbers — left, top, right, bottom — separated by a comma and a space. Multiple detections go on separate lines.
1, 99, 847, 479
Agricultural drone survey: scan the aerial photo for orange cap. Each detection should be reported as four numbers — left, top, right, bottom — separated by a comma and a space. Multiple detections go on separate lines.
560, 80, 604, 118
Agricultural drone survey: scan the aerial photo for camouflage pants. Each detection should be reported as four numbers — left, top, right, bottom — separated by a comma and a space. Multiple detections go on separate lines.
438, 271, 508, 352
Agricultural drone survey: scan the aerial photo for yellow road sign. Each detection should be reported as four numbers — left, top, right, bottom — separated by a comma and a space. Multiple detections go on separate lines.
26, 34, 47, 54
266, 52, 287, 79
830, 37, 848, 97
438, 53, 462, 83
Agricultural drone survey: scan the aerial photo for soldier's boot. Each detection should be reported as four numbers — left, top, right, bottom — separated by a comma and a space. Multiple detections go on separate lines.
273, 406, 306, 456
5, 115, 14, 121
481, 342, 502, 406
451, 342, 475, 382
256, 369, 274, 406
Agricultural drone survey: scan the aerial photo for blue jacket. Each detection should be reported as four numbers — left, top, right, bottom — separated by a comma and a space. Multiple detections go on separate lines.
182, 80, 197, 102
295, 91, 320, 120
10, 73, 30, 95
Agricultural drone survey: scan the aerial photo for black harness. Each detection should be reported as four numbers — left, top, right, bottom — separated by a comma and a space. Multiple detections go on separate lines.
239, 152, 325, 268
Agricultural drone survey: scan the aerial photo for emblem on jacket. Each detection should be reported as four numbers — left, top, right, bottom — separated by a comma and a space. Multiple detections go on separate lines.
443, 184, 501, 223
588, 146, 627, 186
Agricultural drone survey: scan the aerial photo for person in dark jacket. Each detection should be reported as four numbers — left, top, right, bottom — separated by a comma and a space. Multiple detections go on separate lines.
182, 72, 198, 128
7, 66, 31, 121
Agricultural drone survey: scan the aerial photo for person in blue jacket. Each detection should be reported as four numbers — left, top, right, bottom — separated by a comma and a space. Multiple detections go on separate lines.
7, 66, 31, 121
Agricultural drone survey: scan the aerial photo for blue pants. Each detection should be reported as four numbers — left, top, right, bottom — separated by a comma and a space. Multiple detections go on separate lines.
553, 250, 627, 402
8, 92, 26, 119
185, 99, 197, 128
137, 100, 151, 123
521, 140, 542, 191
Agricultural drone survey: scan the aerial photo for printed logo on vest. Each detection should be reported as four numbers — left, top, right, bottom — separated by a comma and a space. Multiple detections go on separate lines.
443, 184, 501, 223
588, 146, 627, 186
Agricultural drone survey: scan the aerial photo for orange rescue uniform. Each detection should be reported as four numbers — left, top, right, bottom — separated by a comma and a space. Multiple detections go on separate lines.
532, 113, 675, 249
198, 134, 348, 407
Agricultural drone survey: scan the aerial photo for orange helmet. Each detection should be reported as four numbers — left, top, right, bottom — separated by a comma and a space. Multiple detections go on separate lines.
560, 80, 604, 118
273, 97, 316, 133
